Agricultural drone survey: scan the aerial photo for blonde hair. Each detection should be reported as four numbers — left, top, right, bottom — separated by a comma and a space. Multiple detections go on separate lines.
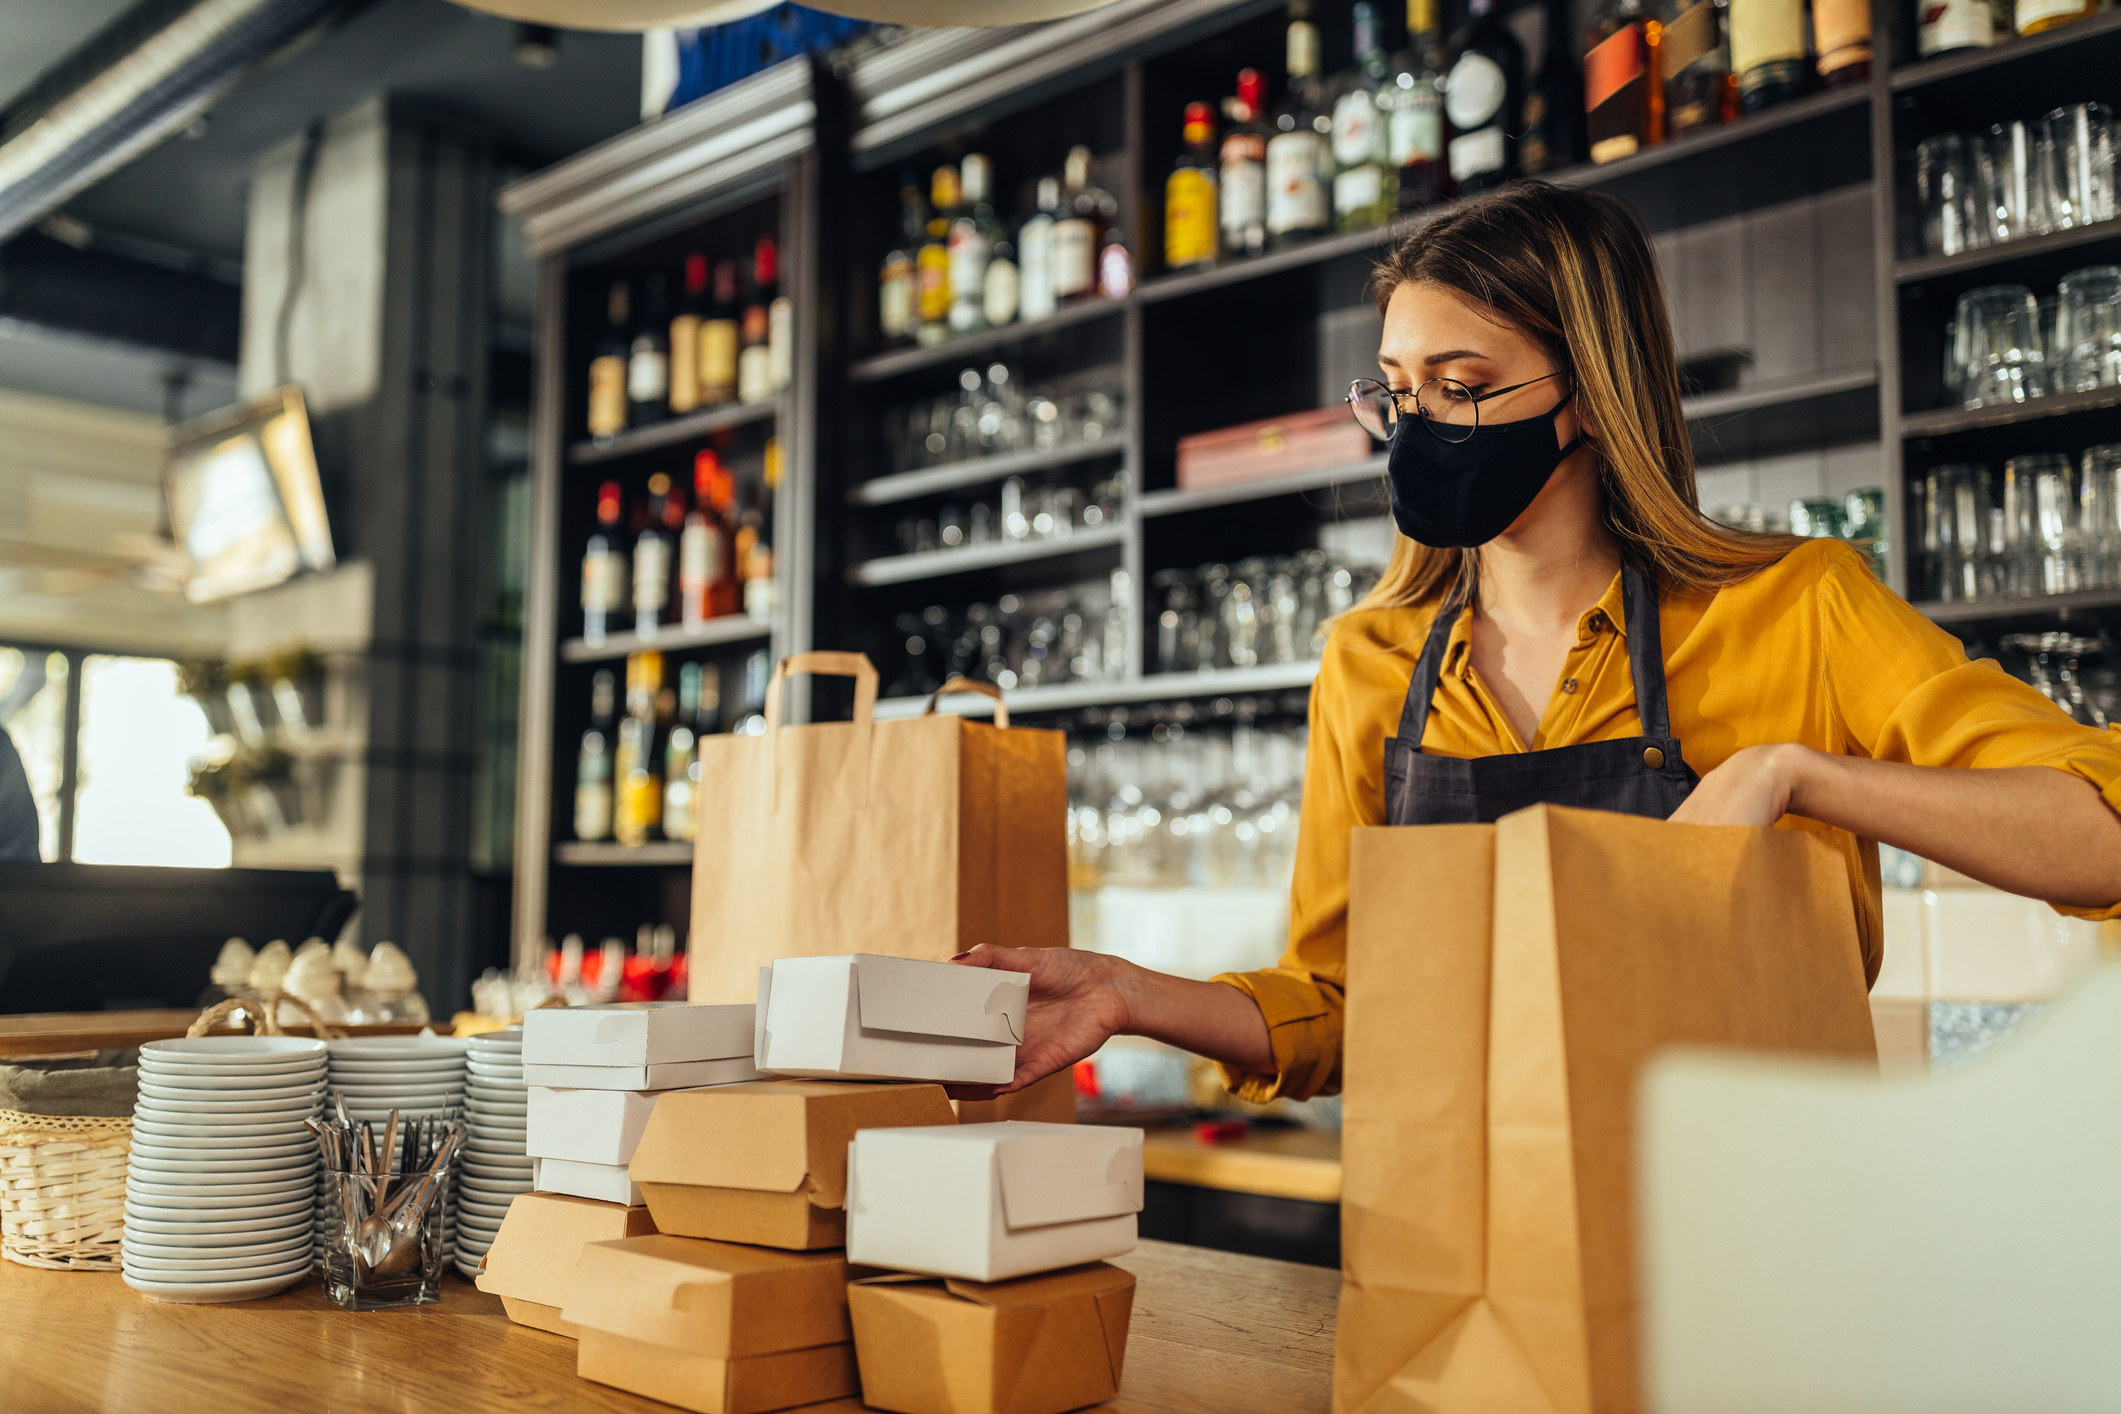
1357, 181, 1801, 612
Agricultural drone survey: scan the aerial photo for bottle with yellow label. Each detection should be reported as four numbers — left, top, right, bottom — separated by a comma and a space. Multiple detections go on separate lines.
698, 259, 740, 407
917, 165, 958, 346
1166, 102, 1221, 270
2015, 0, 2096, 35
586, 280, 629, 440
668, 254, 707, 415
612, 649, 665, 846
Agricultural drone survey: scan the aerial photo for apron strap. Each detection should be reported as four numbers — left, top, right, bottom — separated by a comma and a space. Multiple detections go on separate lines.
1392, 597, 1462, 746
1620, 560, 1672, 739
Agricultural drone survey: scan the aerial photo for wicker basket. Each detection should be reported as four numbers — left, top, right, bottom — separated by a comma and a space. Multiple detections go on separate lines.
0, 1108, 130, 1271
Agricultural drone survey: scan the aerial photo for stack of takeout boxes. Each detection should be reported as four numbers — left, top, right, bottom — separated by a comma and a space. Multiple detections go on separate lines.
476, 955, 1146, 1414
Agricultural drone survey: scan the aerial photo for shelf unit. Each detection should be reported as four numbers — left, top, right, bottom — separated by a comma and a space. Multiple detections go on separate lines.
557, 615, 770, 665
502, 5, 2121, 955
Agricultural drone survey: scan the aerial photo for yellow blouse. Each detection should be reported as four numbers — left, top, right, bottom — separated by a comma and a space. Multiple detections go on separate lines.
1215, 538, 2121, 1103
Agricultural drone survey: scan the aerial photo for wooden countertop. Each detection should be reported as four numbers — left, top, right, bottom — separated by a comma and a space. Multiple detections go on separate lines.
0, 1011, 430, 1056
0, 1239, 1337, 1414
1140, 1124, 1343, 1204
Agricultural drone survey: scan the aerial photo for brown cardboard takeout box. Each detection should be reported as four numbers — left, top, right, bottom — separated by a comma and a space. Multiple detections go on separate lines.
951, 1069, 1076, 1125
473, 1190, 656, 1338
563, 1233, 863, 1414
848, 1261, 1137, 1414
627, 1078, 955, 1250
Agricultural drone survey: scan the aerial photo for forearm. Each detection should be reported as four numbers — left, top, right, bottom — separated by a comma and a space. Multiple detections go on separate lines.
1110, 958, 1275, 1075
1788, 748, 2121, 908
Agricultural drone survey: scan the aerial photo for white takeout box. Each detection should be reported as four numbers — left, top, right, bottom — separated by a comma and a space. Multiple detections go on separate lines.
845, 1121, 1144, 1282
535, 1156, 642, 1207
755, 955, 1028, 1086
522, 1001, 754, 1067
529, 1086, 705, 1167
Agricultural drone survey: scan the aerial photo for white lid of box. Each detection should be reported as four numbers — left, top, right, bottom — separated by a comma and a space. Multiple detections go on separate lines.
860, 1121, 1143, 1230
764, 955, 1027, 1047
522, 1002, 755, 1066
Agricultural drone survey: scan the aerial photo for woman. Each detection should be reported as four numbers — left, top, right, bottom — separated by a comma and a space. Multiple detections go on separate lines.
961, 181, 2121, 1103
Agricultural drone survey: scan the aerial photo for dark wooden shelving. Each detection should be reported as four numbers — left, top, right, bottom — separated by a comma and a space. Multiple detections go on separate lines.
847, 297, 1128, 383
1896, 217, 2121, 285
847, 522, 1126, 586
850, 439, 1127, 507
871, 659, 1322, 720
565, 397, 779, 467
558, 615, 770, 665
1902, 385, 2121, 438
1889, 10, 2121, 93
1915, 587, 2121, 626
1559, 86, 1871, 190
553, 841, 696, 866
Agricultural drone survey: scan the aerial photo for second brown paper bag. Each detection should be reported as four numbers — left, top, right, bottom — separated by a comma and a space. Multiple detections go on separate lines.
1334, 803, 1876, 1414
688, 654, 1067, 1004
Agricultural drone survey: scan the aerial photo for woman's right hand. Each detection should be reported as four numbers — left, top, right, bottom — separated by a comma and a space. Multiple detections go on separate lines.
950, 945, 1132, 1095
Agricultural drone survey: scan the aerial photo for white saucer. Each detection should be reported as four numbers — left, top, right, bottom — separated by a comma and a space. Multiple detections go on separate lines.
123, 1267, 310, 1304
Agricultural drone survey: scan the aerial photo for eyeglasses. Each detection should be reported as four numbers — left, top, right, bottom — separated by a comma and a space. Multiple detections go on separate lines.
1345, 370, 1570, 444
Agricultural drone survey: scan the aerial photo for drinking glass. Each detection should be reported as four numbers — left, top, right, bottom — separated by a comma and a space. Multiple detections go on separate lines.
2056, 265, 2121, 393
321, 1167, 451, 1310
1788, 497, 1848, 539
2041, 103, 2117, 232
937, 503, 968, 550
1953, 285, 2045, 407
1917, 134, 1983, 256
1977, 121, 2045, 242
2005, 453, 2079, 594
1929, 463, 1992, 601
1000, 477, 1030, 541
2081, 445, 2121, 588
2037, 294, 2061, 394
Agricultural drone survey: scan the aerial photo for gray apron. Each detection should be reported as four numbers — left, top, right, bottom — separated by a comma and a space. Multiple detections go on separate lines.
1382, 561, 1699, 825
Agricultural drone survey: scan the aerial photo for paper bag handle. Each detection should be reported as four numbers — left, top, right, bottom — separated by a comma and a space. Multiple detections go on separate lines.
763, 651, 876, 811
921, 677, 1010, 728
764, 652, 878, 730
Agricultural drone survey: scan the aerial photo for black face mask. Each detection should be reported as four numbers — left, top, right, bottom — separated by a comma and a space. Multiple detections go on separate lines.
1386, 389, 1586, 549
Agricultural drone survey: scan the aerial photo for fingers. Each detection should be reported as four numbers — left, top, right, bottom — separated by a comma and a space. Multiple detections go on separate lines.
950, 943, 1040, 975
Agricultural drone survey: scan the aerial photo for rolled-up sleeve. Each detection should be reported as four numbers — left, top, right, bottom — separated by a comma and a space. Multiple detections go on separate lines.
1818, 545, 2121, 919
1212, 633, 1384, 1101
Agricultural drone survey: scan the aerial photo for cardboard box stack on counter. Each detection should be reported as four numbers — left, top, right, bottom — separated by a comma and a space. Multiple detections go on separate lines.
472, 955, 1147, 1414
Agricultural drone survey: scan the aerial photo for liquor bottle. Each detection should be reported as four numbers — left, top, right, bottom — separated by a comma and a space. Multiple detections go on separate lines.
1445, 0, 1526, 194
917, 164, 958, 345
662, 661, 701, 844
1584, 0, 1662, 165
1018, 177, 1061, 323
735, 649, 770, 736
699, 259, 740, 406
1267, 4, 1332, 248
1520, 0, 1586, 173
695, 659, 721, 735
984, 236, 1020, 329
586, 281, 629, 440
668, 253, 708, 415
613, 649, 664, 846
633, 472, 673, 639
1728, 0, 1806, 113
2016, 0, 2095, 35
1918, 0, 1995, 53
1331, 3, 1396, 232
573, 668, 615, 842
1099, 225, 1134, 299
1385, 0, 1450, 211
950, 154, 999, 335
739, 439, 781, 623
1813, 0, 1871, 84
737, 241, 773, 405
1663, 0, 1732, 136
1166, 102, 1220, 270
678, 450, 723, 627
703, 454, 740, 618
1054, 146, 1108, 303
879, 175, 924, 345
628, 273, 670, 425
1220, 69, 1270, 257
763, 236, 793, 392
580, 479, 625, 646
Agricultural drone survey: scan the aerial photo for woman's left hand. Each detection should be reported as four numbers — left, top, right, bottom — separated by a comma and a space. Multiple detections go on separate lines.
1669, 743, 1816, 827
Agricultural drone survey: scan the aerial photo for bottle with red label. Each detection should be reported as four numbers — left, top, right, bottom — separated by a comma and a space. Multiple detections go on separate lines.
1584, 0, 1662, 165
1219, 69, 1270, 258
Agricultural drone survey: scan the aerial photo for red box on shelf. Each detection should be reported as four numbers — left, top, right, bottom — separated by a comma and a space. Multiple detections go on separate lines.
1174, 405, 1374, 491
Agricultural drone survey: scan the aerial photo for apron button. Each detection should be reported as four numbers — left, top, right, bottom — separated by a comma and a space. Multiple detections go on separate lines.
1643, 745, 1666, 770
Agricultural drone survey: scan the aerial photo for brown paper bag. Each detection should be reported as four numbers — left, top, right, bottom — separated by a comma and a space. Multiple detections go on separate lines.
687, 655, 1067, 1005
1335, 803, 1876, 1414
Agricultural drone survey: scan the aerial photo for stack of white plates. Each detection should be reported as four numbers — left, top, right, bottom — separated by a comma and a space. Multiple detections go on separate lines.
316, 1037, 469, 1262
122, 1036, 324, 1304
455, 1028, 531, 1278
